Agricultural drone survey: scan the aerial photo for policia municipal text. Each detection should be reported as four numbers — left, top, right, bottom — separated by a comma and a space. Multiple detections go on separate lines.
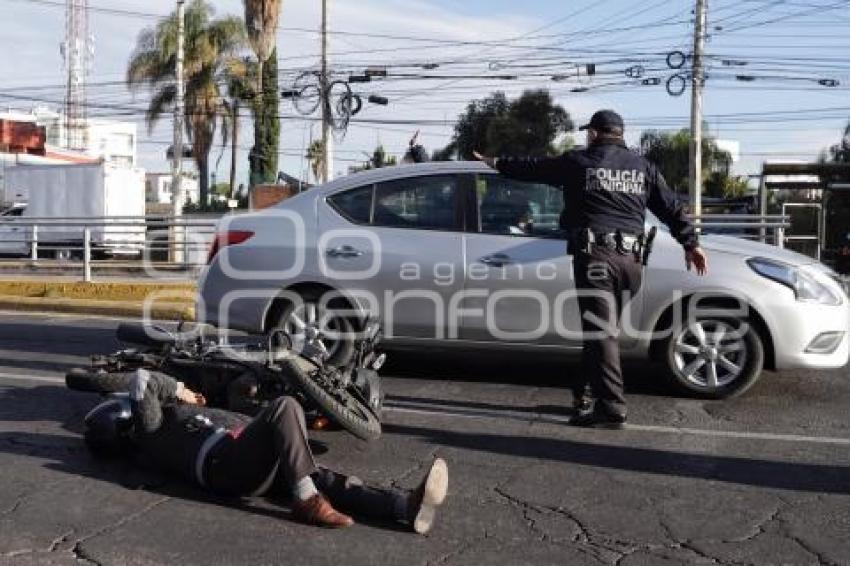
476, 109, 708, 429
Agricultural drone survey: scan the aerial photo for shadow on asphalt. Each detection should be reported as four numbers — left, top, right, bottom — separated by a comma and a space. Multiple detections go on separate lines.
383, 422, 850, 495
0, 322, 120, 356
382, 350, 673, 397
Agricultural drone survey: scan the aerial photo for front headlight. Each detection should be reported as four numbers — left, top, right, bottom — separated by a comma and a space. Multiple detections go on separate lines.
830, 274, 850, 299
747, 258, 843, 306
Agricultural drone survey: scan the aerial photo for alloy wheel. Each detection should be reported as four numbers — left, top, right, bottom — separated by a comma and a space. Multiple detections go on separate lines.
672, 319, 748, 389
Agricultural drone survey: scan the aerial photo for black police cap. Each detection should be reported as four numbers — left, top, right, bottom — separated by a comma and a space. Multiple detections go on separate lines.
579, 110, 625, 132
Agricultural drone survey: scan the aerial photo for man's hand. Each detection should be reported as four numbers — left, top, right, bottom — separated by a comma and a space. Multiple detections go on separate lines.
686, 246, 708, 275
472, 151, 497, 169
177, 386, 206, 406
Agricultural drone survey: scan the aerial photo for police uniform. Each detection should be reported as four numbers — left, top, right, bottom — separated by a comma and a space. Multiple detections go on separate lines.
494, 110, 698, 425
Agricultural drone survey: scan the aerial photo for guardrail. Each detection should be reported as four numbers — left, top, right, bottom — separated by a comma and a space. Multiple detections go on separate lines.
0, 216, 219, 282
691, 214, 792, 248
0, 213, 803, 283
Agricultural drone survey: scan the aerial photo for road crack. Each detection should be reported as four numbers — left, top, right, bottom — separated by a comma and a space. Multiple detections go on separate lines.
3, 496, 170, 564
0, 477, 80, 518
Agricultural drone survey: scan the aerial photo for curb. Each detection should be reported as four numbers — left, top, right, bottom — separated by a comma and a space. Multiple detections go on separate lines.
0, 278, 196, 302
0, 294, 195, 320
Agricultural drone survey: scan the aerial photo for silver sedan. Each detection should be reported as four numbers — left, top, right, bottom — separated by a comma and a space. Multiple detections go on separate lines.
198, 161, 849, 398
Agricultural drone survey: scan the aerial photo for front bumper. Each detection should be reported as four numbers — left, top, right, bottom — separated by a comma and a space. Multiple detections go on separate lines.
768, 299, 850, 370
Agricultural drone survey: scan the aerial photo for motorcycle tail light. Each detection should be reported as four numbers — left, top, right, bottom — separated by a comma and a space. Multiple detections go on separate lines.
207, 230, 255, 264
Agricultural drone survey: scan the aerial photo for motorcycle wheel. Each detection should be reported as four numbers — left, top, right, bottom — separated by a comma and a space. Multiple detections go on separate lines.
283, 360, 382, 442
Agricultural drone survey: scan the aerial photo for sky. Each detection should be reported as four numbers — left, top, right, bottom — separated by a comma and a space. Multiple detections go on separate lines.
1, 0, 849, 186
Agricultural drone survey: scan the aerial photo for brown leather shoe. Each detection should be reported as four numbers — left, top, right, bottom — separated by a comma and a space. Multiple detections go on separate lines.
292, 494, 354, 528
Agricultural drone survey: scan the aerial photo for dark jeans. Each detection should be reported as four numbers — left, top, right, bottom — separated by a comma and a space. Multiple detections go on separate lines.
205, 396, 404, 521
573, 247, 643, 418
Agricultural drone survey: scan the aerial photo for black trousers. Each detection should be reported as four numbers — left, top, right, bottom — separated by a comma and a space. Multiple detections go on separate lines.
204, 397, 404, 521
573, 247, 643, 418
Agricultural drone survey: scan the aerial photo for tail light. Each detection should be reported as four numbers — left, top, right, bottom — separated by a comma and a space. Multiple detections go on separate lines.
207, 230, 254, 264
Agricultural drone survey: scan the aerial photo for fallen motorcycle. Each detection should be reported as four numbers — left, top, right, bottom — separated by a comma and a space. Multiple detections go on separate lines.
66, 319, 386, 442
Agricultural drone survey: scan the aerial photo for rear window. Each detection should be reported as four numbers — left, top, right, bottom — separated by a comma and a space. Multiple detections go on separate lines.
328, 185, 373, 224
373, 175, 457, 231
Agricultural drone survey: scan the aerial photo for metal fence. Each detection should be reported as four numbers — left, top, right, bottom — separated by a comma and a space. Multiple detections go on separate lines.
0, 213, 801, 283
0, 216, 218, 281
691, 214, 792, 248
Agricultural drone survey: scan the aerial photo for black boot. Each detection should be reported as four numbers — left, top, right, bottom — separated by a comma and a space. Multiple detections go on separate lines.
568, 407, 626, 429
572, 385, 594, 418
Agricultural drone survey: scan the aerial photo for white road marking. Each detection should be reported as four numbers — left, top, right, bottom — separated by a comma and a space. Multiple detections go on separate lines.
0, 372, 64, 385
0, 310, 133, 323
384, 402, 850, 447
3, 371, 849, 447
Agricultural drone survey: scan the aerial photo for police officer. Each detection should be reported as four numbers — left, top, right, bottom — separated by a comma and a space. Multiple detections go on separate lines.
475, 109, 708, 428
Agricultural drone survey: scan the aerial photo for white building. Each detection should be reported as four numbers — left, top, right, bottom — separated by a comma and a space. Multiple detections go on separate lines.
145, 172, 200, 205
0, 106, 137, 168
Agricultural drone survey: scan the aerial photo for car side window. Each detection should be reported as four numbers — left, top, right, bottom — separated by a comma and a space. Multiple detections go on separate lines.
373, 175, 458, 231
477, 175, 565, 238
328, 185, 374, 225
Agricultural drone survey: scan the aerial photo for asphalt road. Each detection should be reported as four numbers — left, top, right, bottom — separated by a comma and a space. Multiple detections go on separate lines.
0, 312, 848, 566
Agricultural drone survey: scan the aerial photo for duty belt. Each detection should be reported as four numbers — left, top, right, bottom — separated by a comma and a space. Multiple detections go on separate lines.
579, 227, 658, 265
587, 231, 640, 251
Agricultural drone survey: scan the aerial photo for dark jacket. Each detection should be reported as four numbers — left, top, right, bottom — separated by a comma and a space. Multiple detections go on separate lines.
496, 140, 698, 250
129, 369, 249, 485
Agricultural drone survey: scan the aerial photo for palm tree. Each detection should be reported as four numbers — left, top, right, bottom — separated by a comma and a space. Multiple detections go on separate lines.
243, 0, 282, 186
127, 0, 245, 207
243, 0, 281, 91
306, 139, 325, 184
222, 57, 257, 198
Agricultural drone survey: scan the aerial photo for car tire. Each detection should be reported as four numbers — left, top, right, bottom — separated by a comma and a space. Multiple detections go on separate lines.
269, 291, 356, 368
662, 316, 764, 399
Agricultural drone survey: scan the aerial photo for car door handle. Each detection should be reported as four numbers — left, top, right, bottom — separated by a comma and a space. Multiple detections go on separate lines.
480, 253, 513, 267
326, 245, 364, 258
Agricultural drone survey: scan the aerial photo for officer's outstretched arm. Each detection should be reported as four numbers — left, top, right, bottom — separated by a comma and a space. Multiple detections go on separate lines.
646, 167, 699, 251
646, 167, 708, 275
474, 151, 566, 186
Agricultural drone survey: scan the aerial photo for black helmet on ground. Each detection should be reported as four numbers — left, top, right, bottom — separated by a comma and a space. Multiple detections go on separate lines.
83, 394, 135, 457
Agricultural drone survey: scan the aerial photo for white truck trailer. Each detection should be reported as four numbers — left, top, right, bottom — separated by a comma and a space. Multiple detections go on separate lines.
0, 163, 146, 258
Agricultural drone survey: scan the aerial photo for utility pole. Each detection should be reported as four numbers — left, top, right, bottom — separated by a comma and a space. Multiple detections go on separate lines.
62, 0, 91, 151
320, 0, 333, 183
689, 0, 707, 221
171, 0, 185, 263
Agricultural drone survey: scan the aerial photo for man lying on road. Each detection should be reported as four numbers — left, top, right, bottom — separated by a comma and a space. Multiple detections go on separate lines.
93, 368, 448, 533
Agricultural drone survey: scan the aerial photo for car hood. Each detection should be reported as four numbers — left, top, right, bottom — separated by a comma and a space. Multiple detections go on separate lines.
698, 234, 818, 266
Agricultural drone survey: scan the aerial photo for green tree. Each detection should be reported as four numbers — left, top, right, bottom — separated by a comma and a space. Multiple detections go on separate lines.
823, 122, 850, 256
351, 145, 398, 173
243, 0, 283, 186
249, 51, 280, 186
221, 57, 257, 198
306, 139, 325, 184
127, 0, 245, 208
639, 128, 732, 195
440, 90, 574, 159
367, 145, 397, 169
827, 121, 850, 163
705, 172, 751, 198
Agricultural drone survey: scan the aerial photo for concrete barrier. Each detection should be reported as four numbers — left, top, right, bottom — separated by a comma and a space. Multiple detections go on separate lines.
0, 278, 197, 319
